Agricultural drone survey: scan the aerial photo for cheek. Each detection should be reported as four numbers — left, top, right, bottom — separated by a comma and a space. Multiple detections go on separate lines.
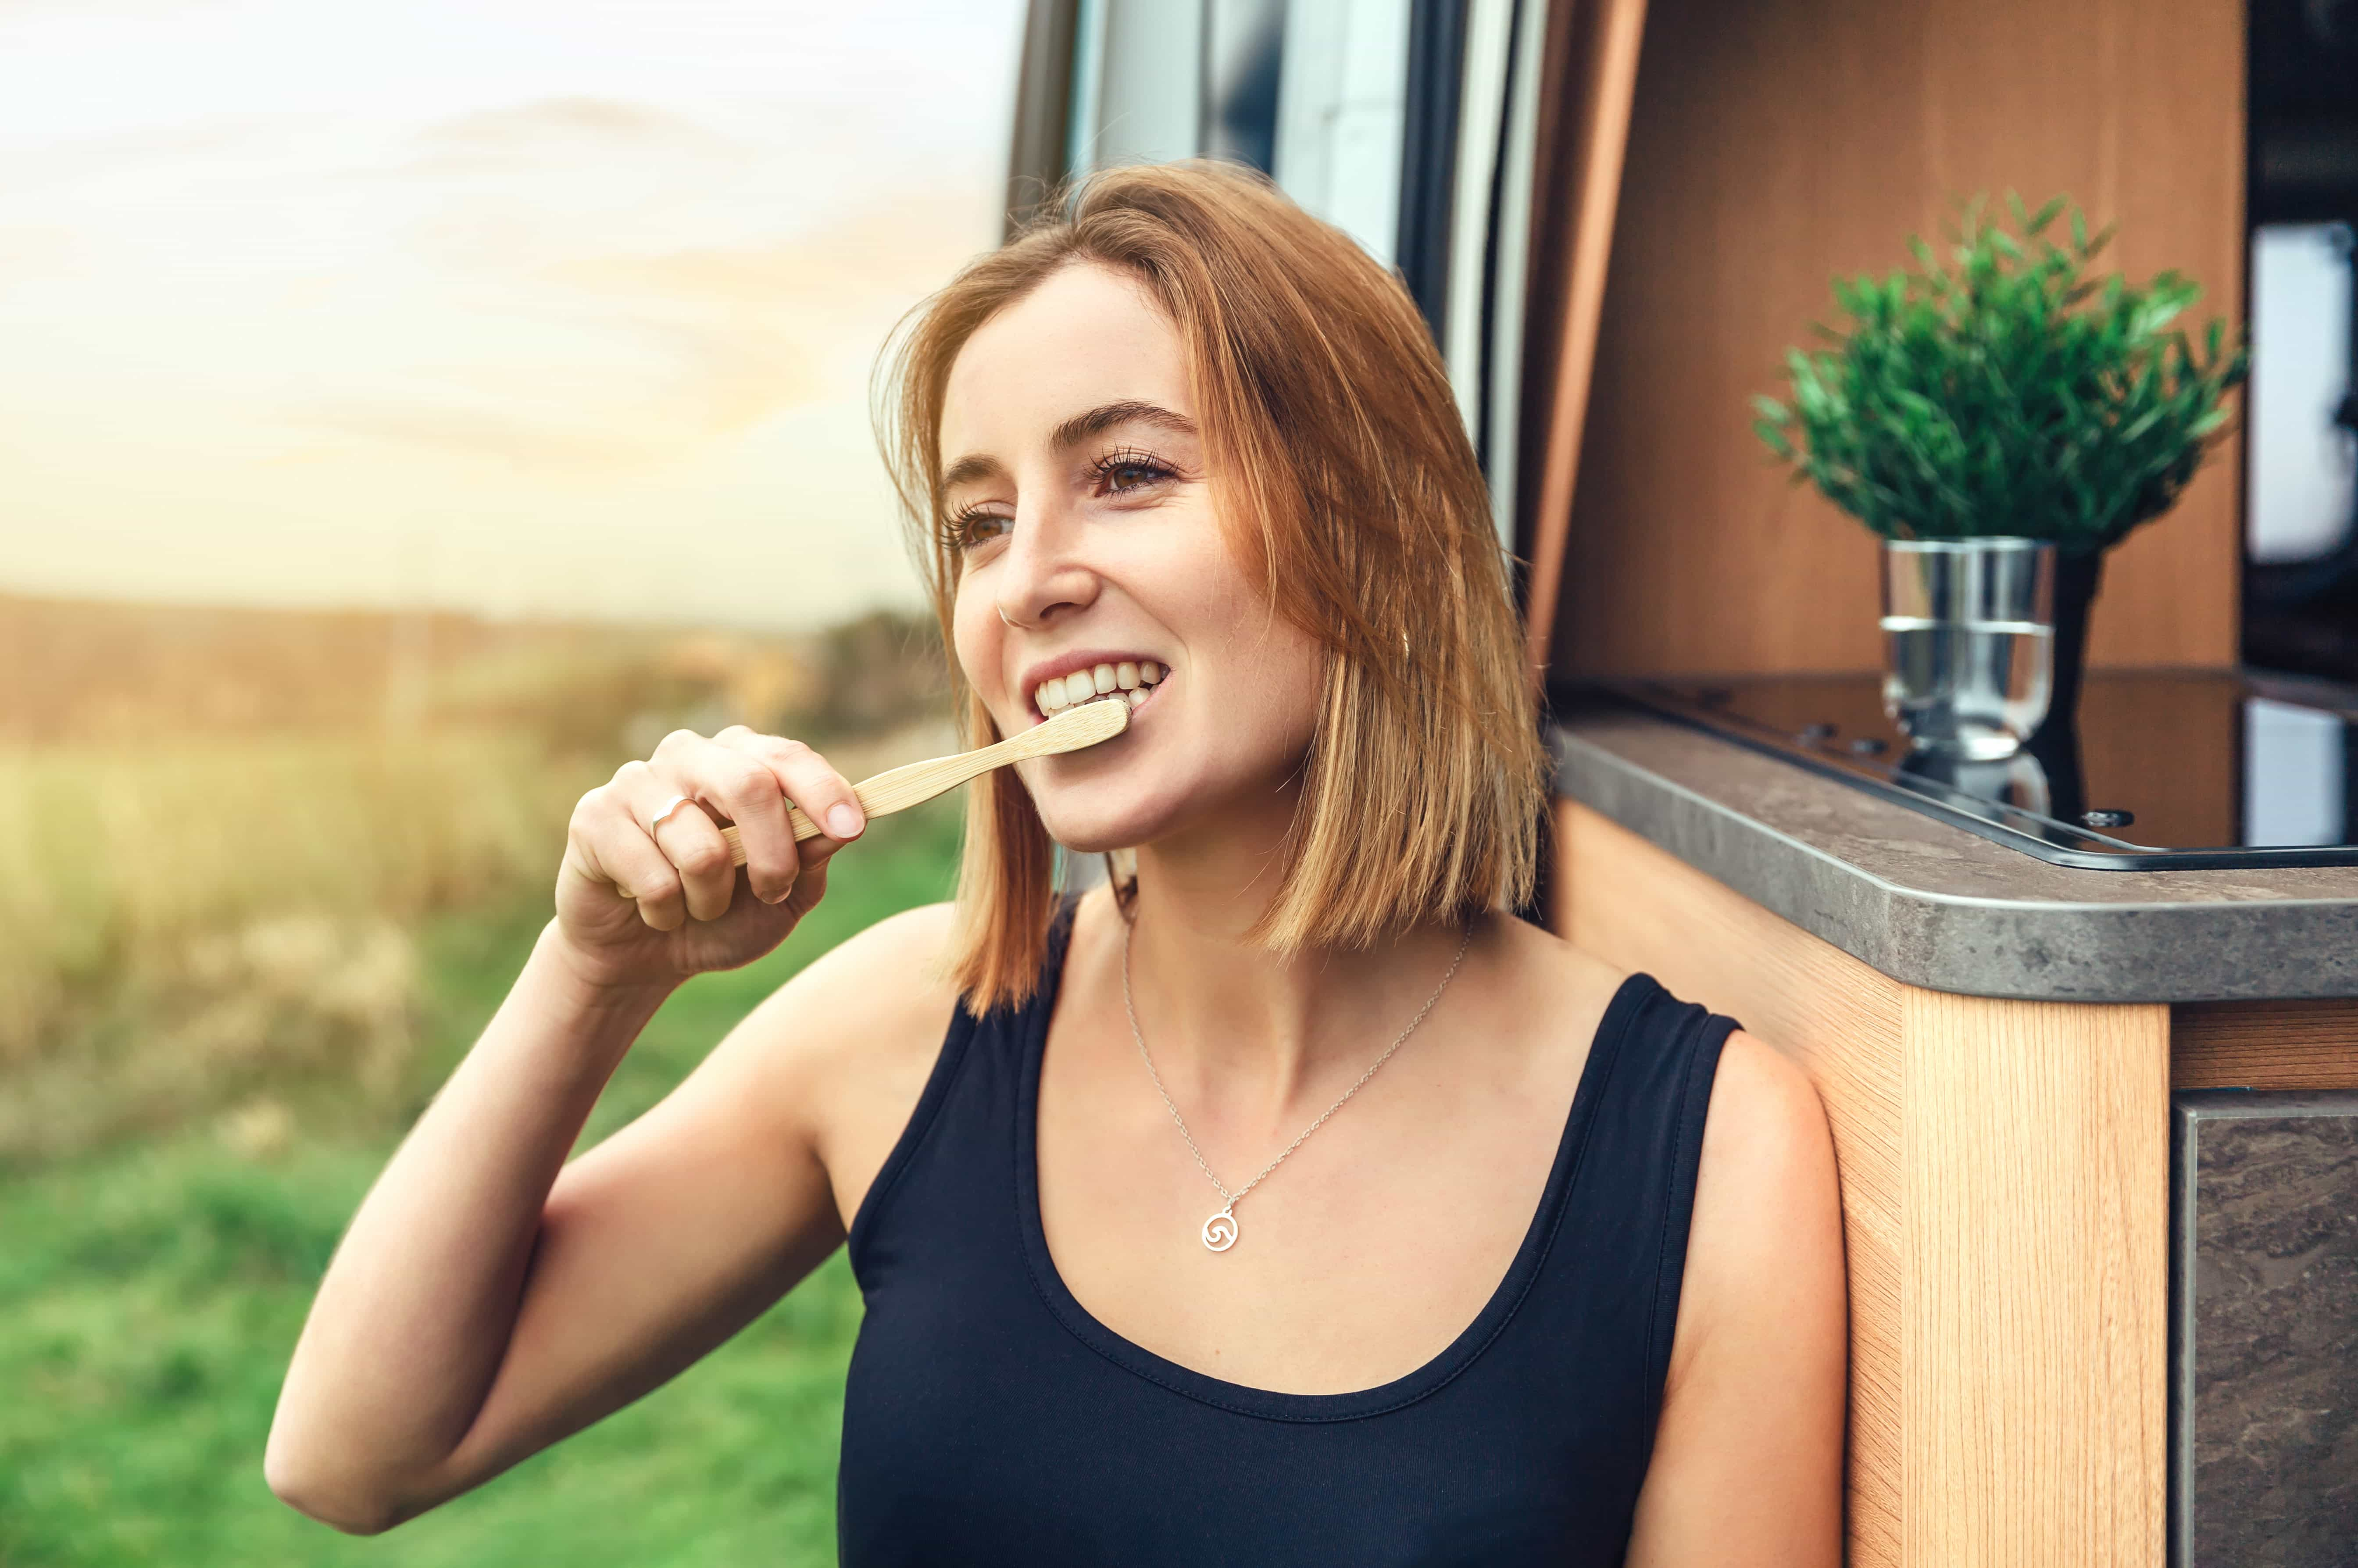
1265, 635, 1328, 745
1156, 533, 1326, 736
949, 582, 1000, 700
1214, 618, 1327, 756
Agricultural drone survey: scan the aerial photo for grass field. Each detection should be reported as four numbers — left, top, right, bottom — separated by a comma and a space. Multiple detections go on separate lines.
1, 797, 965, 1568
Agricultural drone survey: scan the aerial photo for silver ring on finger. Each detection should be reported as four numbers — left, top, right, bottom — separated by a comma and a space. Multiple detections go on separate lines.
647, 793, 695, 834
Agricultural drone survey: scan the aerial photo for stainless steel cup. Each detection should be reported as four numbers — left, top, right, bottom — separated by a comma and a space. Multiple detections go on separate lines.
1879, 537, 2056, 758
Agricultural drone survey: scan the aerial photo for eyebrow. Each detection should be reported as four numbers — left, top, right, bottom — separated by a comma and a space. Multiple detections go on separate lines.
939, 400, 1199, 493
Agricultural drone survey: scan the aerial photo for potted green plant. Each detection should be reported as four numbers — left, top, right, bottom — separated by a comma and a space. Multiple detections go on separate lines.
1753, 192, 2249, 758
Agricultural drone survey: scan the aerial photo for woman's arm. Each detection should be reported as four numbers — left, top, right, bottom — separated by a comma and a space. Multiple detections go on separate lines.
263, 725, 933, 1534
1623, 1031, 1848, 1568
265, 926, 684, 1531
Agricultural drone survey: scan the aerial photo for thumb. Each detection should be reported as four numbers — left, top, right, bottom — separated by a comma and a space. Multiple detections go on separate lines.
783, 853, 832, 919
792, 827, 857, 874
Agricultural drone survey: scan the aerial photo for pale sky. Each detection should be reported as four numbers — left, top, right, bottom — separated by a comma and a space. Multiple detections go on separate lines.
0, 0, 1024, 628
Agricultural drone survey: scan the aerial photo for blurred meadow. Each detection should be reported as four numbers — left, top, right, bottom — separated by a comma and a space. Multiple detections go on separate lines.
0, 596, 964, 1567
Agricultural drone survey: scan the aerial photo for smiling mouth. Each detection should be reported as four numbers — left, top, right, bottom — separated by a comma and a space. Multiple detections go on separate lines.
1031, 659, 1167, 723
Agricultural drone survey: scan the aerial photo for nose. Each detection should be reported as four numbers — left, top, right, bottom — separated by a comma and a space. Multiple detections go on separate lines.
993, 500, 1101, 630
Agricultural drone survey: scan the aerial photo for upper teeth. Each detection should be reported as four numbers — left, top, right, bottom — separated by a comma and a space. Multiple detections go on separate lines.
1036, 660, 1162, 716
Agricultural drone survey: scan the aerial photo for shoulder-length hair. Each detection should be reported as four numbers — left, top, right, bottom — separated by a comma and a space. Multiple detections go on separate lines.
876, 159, 1547, 1013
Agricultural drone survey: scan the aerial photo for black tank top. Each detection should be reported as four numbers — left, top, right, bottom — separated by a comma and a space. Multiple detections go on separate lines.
836, 897, 1736, 1567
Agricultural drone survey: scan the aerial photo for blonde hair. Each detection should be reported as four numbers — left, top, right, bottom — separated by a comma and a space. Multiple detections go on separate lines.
877, 159, 1547, 1013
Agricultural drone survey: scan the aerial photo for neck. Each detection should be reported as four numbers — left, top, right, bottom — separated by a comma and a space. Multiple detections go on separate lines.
1118, 788, 1475, 1125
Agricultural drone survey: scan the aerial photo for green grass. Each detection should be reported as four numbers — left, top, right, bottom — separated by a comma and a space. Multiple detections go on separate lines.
0, 800, 964, 1568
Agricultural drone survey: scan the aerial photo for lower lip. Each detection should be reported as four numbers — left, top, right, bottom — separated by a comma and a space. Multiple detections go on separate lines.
1036, 678, 1164, 727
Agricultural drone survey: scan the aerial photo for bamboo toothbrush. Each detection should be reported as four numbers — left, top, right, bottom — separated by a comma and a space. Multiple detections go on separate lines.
717, 696, 1130, 866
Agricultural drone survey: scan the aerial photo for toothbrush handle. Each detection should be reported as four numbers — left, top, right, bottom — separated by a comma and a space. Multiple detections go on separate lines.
714, 699, 1129, 864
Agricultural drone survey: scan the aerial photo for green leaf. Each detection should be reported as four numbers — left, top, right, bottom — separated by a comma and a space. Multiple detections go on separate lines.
1748, 189, 2247, 546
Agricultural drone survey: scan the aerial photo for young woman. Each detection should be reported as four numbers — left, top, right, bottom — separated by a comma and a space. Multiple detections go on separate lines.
268, 161, 1846, 1565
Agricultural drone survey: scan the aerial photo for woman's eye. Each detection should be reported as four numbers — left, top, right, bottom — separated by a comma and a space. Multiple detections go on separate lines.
952, 510, 1011, 549
1096, 453, 1174, 496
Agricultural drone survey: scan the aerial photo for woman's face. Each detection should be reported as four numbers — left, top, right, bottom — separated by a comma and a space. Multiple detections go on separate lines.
938, 260, 1325, 855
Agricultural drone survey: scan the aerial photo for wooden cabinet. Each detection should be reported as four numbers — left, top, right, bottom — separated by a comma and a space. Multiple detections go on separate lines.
1543, 0, 2246, 681
1558, 798, 2358, 1566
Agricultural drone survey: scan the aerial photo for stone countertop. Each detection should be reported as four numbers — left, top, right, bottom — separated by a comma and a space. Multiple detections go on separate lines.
1552, 700, 2358, 1002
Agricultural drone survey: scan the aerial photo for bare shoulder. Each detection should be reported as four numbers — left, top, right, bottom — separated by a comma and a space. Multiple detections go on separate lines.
749, 899, 962, 1041
1682, 1030, 1842, 1350
734, 900, 963, 1114
714, 900, 965, 1226
1700, 1031, 1835, 1204
1624, 1025, 1846, 1564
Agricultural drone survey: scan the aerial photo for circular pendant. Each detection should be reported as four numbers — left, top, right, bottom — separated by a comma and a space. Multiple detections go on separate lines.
1201, 1207, 1238, 1252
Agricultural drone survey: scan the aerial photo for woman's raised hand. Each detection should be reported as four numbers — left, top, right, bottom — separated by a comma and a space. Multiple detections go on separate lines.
550, 725, 865, 992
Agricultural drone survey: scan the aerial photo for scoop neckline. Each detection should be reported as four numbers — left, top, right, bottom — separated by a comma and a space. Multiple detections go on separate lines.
1012, 897, 1647, 1424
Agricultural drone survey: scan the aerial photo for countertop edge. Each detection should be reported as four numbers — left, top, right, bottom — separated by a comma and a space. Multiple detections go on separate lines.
1552, 725, 2358, 1004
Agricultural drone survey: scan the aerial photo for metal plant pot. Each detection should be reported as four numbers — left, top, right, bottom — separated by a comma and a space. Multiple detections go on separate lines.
1879, 537, 2057, 758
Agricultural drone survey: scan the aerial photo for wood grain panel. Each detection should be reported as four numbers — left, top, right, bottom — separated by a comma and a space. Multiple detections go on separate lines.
1558, 801, 1903, 1563
2173, 1000, 2358, 1089
1546, 0, 2244, 682
1558, 800, 2175, 1565
1914, 0, 2245, 674
1901, 991, 2169, 1566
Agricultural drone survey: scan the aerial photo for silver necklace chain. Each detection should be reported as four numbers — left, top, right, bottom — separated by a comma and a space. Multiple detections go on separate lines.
1120, 913, 1474, 1252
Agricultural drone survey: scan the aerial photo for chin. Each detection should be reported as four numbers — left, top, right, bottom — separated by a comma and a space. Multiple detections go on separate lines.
1016, 720, 1168, 852
1029, 764, 1199, 853
1036, 800, 1159, 857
